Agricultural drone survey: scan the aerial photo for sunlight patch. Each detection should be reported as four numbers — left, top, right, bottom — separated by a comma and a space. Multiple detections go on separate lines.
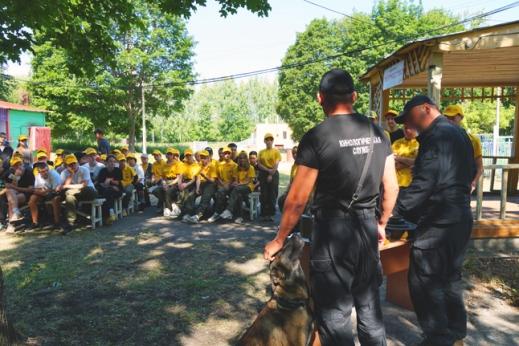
164, 242, 193, 249
138, 259, 163, 272
86, 246, 104, 258
219, 239, 245, 249
225, 255, 268, 276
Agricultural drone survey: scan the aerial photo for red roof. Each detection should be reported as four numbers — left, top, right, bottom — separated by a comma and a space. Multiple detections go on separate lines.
0, 100, 47, 113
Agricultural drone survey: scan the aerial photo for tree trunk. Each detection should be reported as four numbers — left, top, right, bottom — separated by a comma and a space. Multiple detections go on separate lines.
0, 266, 23, 345
128, 112, 136, 152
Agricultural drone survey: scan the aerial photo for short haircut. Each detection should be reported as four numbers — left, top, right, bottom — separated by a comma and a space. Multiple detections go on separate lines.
319, 69, 355, 107
249, 151, 258, 157
204, 147, 213, 155
228, 143, 237, 149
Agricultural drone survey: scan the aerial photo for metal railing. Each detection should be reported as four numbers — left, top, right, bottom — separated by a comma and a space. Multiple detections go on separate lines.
475, 163, 519, 220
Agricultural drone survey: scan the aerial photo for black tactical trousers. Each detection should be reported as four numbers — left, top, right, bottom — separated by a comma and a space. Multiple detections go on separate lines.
409, 219, 472, 346
311, 209, 386, 346
258, 171, 279, 217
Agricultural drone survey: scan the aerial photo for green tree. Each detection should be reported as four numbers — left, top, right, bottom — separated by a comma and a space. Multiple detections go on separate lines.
0, 0, 271, 74
30, 1, 196, 149
277, 0, 466, 140
463, 100, 515, 135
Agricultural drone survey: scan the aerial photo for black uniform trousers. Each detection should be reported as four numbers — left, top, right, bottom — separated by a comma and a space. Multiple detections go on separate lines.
258, 170, 279, 217
311, 209, 386, 346
409, 219, 472, 346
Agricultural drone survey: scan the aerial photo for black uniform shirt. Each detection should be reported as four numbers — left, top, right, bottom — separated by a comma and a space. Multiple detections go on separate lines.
296, 113, 392, 210
395, 116, 475, 247
97, 167, 123, 189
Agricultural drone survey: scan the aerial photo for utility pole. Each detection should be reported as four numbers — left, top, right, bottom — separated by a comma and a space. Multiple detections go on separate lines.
141, 83, 147, 154
493, 87, 501, 156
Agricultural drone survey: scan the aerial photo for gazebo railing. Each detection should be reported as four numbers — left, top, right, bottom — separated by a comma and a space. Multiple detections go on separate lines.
475, 163, 519, 220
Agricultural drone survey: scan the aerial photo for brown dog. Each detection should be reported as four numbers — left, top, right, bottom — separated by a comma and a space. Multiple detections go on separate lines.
237, 234, 313, 346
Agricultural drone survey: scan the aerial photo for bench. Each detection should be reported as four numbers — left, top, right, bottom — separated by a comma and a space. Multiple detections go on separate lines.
114, 194, 124, 219
127, 190, 137, 214
77, 198, 106, 230
248, 192, 261, 220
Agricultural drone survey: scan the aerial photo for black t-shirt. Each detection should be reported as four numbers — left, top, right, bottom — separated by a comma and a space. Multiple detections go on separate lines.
10, 167, 35, 188
97, 167, 122, 189
296, 113, 392, 210
389, 128, 405, 144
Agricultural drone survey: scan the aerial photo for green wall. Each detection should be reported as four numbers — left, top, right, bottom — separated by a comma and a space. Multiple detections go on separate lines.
8, 110, 46, 142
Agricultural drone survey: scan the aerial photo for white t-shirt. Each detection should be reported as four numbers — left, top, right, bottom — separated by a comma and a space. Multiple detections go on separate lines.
131, 164, 145, 184
35, 169, 62, 190
82, 162, 105, 181
60, 166, 95, 189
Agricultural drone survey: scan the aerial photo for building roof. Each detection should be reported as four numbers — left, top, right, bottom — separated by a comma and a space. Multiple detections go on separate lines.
0, 100, 47, 113
360, 20, 519, 87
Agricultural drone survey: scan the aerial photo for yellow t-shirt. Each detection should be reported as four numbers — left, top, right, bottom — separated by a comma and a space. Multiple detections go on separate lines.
152, 160, 166, 179
218, 160, 237, 184
234, 165, 256, 192
199, 163, 218, 182
162, 160, 183, 180
392, 138, 419, 188
121, 165, 136, 188
259, 148, 281, 169
290, 164, 298, 182
468, 133, 482, 159
182, 162, 200, 181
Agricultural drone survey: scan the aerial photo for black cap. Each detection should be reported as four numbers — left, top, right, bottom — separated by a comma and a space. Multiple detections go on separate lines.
94, 128, 104, 134
204, 147, 213, 155
394, 95, 436, 124
319, 69, 355, 95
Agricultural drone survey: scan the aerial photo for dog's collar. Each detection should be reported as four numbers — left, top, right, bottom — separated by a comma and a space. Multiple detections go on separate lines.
273, 295, 308, 311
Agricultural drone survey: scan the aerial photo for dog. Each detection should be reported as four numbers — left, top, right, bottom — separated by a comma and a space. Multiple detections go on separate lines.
237, 234, 313, 346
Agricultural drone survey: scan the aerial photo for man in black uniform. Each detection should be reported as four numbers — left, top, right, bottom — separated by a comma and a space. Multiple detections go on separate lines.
393, 95, 474, 346
264, 69, 399, 346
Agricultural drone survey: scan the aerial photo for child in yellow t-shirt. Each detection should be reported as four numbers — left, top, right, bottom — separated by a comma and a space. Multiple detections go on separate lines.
117, 154, 136, 213
392, 125, 419, 188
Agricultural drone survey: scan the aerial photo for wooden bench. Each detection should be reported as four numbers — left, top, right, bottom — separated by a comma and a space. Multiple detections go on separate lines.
114, 194, 124, 219
77, 198, 106, 230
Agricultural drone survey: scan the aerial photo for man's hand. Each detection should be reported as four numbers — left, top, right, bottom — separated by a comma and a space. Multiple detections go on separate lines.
264, 238, 284, 261
377, 222, 387, 246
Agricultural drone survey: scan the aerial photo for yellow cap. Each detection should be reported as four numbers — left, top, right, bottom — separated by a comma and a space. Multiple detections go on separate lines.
167, 148, 180, 155
10, 157, 22, 167
152, 149, 162, 156
36, 152, 47, 160
111, 149, 122, 155
100, 154, 107, 161
36, 148, 47, 154
55, 157, 63, 166
126, 153, 137, 160
18, 134, 28, 141
184, 149, 193, 156
83, 147, 97, 155
222, 147, 232, 154
384, 110, 398, 117
64, 154, 78, 165
121, 145, 129, 151
264, 133, 274, 140
55, 148, 64, 155
443, 104, 464, 118
13, 151, 22, 159
199, 150, 209, 157
116, 153, 126, 161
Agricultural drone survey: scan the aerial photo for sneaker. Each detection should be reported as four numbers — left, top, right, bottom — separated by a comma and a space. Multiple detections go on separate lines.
10, 212, 24, 223
170, 203, 181, 218
61, 224, 73, 235
163, 208, 172, 217
220, 209, 233, 220
5, 224, 15, 233
187, 215, 200, 224
235, 217, 243, 224
26, 223, 40, 232
207, 213, 221, 223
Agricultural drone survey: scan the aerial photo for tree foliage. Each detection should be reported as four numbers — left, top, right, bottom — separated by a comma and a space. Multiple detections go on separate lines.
0, 0, 271, 74
463, 101, 515, 135
149, 78, 278, 143
277, 0, 468, 140
30, 1, 196, 149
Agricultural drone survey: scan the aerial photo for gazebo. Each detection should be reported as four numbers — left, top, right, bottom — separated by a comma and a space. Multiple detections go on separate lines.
360, 20, 519, 220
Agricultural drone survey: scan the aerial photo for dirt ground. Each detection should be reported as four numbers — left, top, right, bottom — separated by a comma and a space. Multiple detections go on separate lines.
0, 210, 517, 345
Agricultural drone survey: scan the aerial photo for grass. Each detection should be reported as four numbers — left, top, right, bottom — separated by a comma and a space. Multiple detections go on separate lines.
0, 214, 275, 345
464, 254, 519, 307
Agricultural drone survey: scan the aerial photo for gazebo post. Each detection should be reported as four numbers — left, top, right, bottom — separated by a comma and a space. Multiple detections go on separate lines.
508, 88, 519, 193
427, 52, 443, 104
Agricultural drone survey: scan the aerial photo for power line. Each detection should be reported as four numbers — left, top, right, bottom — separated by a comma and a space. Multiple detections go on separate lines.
3, 1, 519, 90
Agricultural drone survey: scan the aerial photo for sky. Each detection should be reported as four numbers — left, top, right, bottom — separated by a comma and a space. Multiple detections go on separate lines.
5, 0, 519, 80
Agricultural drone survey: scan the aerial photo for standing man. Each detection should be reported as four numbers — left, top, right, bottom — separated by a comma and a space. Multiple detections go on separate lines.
443, 104, 484, 192
393, 96, 474, 346
95, 128, 111, 155
257, 133, 281, 222
264, 69, 398, 345
384, 110, 405, 143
